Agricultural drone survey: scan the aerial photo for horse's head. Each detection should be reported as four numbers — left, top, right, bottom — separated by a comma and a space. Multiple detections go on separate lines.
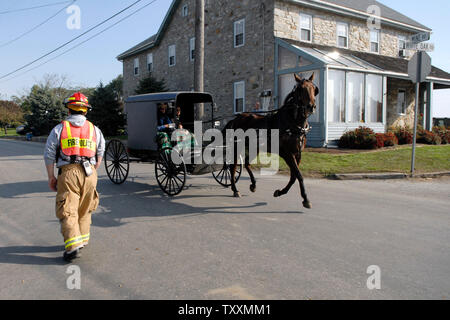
286, 73, 320, 118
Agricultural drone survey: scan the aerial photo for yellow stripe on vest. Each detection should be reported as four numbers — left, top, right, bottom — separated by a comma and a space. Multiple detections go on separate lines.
89, 122, 94, 141
65, 121, 72, 139
61, 121, 96, 152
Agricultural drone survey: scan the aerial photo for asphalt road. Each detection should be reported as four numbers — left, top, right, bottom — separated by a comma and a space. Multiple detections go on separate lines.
0, 138, 449, 300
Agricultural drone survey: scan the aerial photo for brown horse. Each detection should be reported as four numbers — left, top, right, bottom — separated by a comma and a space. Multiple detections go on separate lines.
223, 73, 319, 209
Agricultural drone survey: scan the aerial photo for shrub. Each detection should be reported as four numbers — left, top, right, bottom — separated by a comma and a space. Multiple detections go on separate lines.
423, 131, 441, 145
354, 127, 377, 150
383, 132, 398, 147
375, 133, 385, 149
416, 126, 428, 144
338, 127, 377, 150
393, 127, 413, 145
414, 127, 444, 145
433, 126, 449, 145
338, 130, 355, 149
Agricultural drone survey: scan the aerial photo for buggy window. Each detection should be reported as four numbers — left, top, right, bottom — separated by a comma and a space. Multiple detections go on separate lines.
157, 103, 175, 125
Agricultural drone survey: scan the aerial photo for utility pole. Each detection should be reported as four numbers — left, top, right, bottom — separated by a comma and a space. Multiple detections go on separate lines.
194, 0, 205, 119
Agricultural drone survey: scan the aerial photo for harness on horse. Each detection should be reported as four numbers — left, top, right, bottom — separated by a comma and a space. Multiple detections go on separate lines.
280, 84, 312, 138
284, 122, 311, 137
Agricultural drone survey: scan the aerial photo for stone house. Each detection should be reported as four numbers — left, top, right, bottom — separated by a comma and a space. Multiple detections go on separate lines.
117, 0, 450, 147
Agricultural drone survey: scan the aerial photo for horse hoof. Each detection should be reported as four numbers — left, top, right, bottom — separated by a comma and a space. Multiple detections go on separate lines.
273, 190, 281, 198
250, 185, 256, 193
234, 192, 241, 198
303, 201, 312, 209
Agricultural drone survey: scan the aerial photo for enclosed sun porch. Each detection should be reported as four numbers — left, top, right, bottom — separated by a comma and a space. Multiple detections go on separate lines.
274, 38, 450, 148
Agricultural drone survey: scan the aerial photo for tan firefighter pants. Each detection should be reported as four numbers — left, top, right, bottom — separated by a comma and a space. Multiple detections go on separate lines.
56, 164, 99, 252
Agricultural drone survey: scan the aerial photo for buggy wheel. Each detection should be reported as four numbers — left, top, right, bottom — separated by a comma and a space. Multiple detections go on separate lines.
155, 148, 186, 196
212, 160, 242, 188
104, 139, 129, 185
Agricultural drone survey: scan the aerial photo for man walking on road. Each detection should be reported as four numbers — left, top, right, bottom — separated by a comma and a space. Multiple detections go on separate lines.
44, 92, 105, 262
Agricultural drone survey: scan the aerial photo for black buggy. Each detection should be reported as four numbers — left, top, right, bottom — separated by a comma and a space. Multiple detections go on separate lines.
104, 92, 242, 196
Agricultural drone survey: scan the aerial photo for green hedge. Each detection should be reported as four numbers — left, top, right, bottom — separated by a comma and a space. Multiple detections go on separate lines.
338, 126, 449, 150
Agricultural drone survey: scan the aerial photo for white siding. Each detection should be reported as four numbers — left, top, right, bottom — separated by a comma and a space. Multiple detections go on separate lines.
327, 123, 385, 142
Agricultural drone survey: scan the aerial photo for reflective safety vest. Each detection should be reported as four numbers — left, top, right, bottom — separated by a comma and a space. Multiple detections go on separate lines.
60, 120, 97, 158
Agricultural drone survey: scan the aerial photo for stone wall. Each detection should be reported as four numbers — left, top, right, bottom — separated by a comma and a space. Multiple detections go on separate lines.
274, 1, 415, 58
386, 78, 416, 129
122, 0, 276, 122
122, 0, 197, 99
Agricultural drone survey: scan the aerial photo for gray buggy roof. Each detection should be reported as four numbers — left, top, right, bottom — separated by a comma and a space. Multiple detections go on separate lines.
125, 91, 214, 104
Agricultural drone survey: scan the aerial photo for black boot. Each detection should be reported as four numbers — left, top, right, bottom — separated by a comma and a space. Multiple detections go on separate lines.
63, 249, 81, 262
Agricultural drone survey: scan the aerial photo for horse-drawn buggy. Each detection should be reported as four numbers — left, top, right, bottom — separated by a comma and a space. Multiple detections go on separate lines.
106, 74, 319, 209
104, 91, 242, 196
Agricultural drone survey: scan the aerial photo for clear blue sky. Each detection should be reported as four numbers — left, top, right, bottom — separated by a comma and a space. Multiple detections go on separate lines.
0, 0, 449, 116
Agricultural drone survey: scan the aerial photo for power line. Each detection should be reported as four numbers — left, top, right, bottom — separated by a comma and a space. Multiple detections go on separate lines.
0, 0, 77, 49
0, 1, 72, 15
0, 0, 143, 80
1, 0, 158, 83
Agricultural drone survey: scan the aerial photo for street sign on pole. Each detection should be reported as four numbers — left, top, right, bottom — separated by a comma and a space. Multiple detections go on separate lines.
410, 32, 431, 44
405, 42, 435, 52
408, 51, 432, 83
408, 51, 432, 175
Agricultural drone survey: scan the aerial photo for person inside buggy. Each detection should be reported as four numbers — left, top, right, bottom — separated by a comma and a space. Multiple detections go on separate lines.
156, 103, 193, 151
157, 103, 174, 132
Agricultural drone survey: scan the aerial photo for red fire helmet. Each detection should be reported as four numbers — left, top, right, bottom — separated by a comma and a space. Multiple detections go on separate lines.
64, 92, 92, 112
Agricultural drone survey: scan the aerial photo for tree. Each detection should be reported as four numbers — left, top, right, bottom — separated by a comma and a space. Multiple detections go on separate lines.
23, 85, 65, 136
108, 75, 123, 102
0, 100, 24, 134
135, 75, 167, 94
88, 80, 126, 137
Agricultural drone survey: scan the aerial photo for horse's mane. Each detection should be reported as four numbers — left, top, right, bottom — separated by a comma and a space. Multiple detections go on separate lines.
283, 89, 297, 106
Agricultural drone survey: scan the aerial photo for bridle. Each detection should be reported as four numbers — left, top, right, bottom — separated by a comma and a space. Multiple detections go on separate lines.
281, 82, 315, 136
286, 83, 311, 118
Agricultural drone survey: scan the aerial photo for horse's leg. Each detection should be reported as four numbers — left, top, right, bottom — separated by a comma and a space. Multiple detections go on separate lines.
229, 140, 242, 198
273, 168, 296, 198
230, 163, 241, 197
245, 155, 257, 193
283, 153, 311, 209
295, 161, 311, 209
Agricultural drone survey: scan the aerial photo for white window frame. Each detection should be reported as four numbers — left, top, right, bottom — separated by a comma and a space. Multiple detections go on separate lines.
336, 22, 348, 48
398, 35, 407, 50
328, 69, 346, 123
370, 29, 380, 54
397, 89, 407, 115
234, 81, 245, 114
182, 4, 188, 17
328, 70, 384, 124
398, 35, 407, 57
133, 57, 139, 76
365, 74, 384, 123
147, 53, 153, 72
234, 18, 245, 48
189, 37, 195, 62
168, 44, 176, 67
299, 13, 313, 43
346, 72, 365, 123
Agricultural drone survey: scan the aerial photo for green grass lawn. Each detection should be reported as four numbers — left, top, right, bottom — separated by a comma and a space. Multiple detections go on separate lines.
0, 128, 19, 137
256, 145, 450, 177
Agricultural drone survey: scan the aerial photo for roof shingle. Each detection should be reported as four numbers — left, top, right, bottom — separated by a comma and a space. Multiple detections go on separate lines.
317, 0, 430, 30
281, 38, 450, 81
